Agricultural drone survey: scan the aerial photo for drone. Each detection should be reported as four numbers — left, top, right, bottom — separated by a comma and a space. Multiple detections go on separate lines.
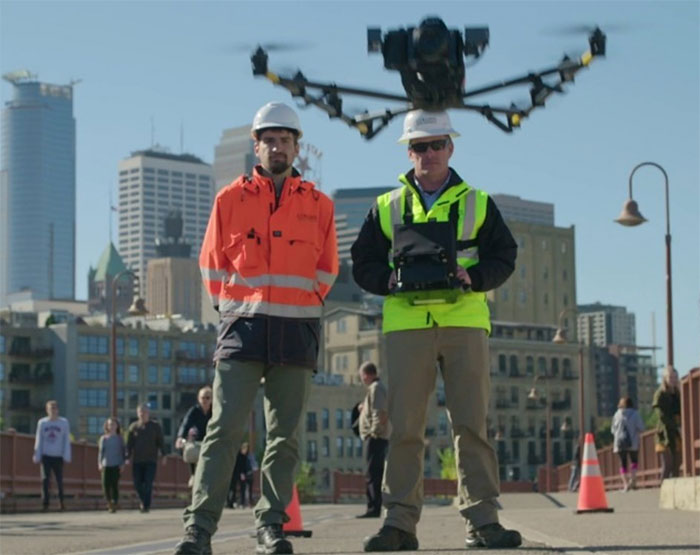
250, 16, 606, 139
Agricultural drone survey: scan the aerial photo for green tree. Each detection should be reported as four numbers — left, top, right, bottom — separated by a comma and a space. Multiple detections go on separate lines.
437, 447, 457, 480
295, 462, 316, 503
594, 418, 613, 448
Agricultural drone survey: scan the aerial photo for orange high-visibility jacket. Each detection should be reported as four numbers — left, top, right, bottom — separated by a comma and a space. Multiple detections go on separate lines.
200, 167, 338, 320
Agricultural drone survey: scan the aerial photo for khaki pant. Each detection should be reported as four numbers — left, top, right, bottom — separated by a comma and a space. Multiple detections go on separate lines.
383, 327, 500, 535
183, 359, 311, 534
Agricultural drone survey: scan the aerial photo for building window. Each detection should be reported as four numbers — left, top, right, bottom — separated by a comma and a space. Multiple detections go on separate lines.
336, 437, 344, 457
0, 362, 4, 381
335, 318, 347, 333
335, 408, 343, 429
86, 416, 102, 435
78, 361, 108, 381
116, 337, 124, 355
79, 335, 108, 354
543, 293, 549, 305
498, 354, 507, 375
128, 364, 139, 383
161, 366, 172, 384
78, 388, 108, 407
438, 412, 448, 436
563, 294, 569, 307
306, 411, 317, 432
562, 269, 568, 281
537, 357, 547, 375
519, 265, 526, 279
355, 437, 363, 457
117, 364, 124, 383
511, 386, 519, 405
161, 392, 171, 410
129, 391, 139, 409
148, 365, 158, 384
345, 437, 354, 458
551, 358, 559, 376
307, 440, 318, 462
526, 356, 534, 376
345, 410, 353, 429
322, 408, 329, 430
148, 339, 158, 358
322, 436, 330, 457
0, 335, 5, 353
519, 291, 527, 304
128, 338, 139, 357
509, 355, 519, 376
147, 392, 158, 409
161, 340, 172, 359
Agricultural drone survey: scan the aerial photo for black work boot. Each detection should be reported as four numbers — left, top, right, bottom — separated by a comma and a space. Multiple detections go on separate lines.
363, 525, 419, 552
465, 522, 522, 549
174, 524, 212, 555
256, 524, 293, 554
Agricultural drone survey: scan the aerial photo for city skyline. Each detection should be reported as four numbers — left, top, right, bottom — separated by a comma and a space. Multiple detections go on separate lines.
1, 1, 698, 374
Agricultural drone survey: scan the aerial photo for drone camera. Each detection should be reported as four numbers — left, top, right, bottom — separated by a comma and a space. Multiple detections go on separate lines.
367, 28, 382, 53
463, 27, 490, 58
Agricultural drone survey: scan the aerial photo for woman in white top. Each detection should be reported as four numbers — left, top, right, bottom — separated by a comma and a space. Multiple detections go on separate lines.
611, 397, 645, 491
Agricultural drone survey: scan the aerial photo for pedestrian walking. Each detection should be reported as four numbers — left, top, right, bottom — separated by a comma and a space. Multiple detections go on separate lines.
176, 386, 213, 486
227, 442, 253, 509
98, 417, 125, 512
126, 403, 165, 513
653, 366, 682, 479
611, 397, 645, 491
351, 110, 521, 551
567, 440, 581, 492
356, 362, 390, 519
33, 400, 71, 511
174, 102, 338, 555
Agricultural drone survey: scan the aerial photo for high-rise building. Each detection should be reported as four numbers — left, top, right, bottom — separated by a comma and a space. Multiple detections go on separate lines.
117, 149, 214, 293
577, 303, 636, 347
146, 211, 200, 320
1, 70, 77, 306
213, 125, 255, 191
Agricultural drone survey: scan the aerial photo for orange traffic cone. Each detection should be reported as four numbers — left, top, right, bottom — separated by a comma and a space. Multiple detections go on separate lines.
283, 485, 312, 537
576, 432, 614, 514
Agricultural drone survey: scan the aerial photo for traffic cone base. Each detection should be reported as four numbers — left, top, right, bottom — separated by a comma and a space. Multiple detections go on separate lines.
576, 432, 614, 514
283, 485, 313, 537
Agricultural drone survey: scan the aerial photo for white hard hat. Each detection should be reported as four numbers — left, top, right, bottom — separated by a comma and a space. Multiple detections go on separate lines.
398, 109, 460, 143
251, 102, 303, 138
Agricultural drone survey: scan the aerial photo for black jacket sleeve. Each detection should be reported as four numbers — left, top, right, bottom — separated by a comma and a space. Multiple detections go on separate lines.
177, 406, 196, 440
466, 197, 517, 292
351, 202, 394, 296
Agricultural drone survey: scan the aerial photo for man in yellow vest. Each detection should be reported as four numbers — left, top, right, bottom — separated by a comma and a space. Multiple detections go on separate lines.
351, 110, 521, 551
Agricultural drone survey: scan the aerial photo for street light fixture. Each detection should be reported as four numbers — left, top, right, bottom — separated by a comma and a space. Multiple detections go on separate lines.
615, 161, 674, 368
110, 270, 148, 419
552, 308, 586, 459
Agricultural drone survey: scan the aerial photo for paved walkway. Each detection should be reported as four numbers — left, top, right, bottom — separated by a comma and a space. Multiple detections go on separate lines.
1, 489, 698, 554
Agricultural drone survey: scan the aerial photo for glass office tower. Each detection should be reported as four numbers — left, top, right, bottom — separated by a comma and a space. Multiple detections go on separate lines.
1, 71, 76, 305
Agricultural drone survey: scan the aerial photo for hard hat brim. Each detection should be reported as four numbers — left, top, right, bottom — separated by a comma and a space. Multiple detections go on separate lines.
398, 129, 460, 144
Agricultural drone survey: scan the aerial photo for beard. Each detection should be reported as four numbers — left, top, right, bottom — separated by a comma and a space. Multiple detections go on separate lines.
268, 156, 291, 175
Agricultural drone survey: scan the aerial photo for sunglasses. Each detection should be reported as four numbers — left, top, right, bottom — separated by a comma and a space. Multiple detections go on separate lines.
408, 139, 449, 153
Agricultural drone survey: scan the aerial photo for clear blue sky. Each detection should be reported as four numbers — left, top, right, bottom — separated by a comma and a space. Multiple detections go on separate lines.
2, 1, 698, 376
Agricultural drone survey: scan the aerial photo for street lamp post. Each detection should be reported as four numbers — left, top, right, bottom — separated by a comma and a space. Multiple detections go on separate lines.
110, 270, 147, 420
529, 375, 552, 492
552, 308, 585, 454
615, 161, 673, 368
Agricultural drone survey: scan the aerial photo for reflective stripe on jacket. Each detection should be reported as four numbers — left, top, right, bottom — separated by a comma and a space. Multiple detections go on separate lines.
200, 167, 338, 319
376, 174, 491, 334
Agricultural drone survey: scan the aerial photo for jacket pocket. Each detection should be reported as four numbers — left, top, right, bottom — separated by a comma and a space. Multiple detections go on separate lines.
223, 232, 260, 272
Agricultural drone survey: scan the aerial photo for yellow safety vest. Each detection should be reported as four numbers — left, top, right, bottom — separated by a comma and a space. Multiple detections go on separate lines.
377, 174, 491, 334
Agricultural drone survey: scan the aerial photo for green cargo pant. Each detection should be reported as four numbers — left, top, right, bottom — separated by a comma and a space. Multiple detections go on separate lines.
183, 359, 312, 535
383, 327, 500, 535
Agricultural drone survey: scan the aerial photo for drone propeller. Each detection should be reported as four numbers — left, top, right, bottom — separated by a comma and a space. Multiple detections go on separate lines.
540, 22, 630, 36
228, 40, 314, 53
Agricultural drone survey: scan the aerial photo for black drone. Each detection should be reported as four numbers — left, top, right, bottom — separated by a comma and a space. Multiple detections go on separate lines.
251, 16, 606, 139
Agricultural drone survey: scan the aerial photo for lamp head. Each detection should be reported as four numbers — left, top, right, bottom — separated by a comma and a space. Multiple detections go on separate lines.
552, 328, 567, 344
615, 199, 647, 227
128, 297, 148, 316
527, 387, 538, 400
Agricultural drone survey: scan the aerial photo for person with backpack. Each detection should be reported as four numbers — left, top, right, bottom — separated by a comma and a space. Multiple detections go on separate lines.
611, 397, 645, 491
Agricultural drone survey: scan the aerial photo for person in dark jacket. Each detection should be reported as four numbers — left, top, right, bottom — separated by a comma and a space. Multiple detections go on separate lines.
227, 442, 253, 508
175, 102, 338, 555
126, 404, 165, 513
176, 386, 213, 485
352, 110, 521, 552
653, 366, 682, 479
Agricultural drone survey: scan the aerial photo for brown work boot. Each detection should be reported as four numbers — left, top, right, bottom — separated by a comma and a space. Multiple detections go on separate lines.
465, 522, 522, 549
363, 525, 419, 552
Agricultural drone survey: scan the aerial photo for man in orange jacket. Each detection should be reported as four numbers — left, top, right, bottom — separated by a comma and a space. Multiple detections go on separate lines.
175, 102, 338, 555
